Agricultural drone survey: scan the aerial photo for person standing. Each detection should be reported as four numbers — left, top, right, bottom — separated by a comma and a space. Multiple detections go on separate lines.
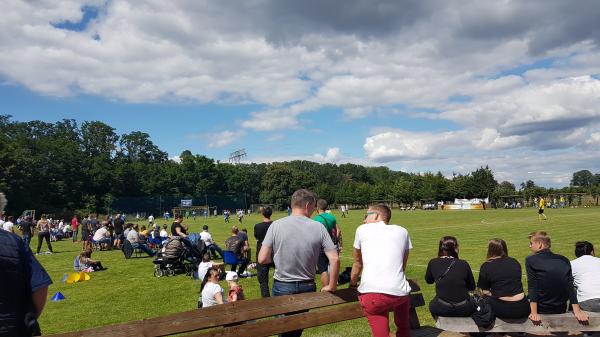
36, 215, 53, 255
313, 199, 342, 287
526, 231, 587, 324
258, 189, 339, 337
20, 216, 34, 248
113, 213, 124, 249
570, 241, 600, 312
254, 206, 274, 298
538, 197, 547, 220
81, 215, 91, 250
0, 192, 52, 336
349, 204, 412, 337
71, 215, 79, 242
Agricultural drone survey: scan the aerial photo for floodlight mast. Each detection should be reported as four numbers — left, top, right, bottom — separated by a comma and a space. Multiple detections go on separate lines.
229, 149, 247, 165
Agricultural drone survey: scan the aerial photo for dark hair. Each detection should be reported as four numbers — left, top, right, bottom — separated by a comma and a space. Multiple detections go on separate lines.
486, 238, 508, 260
575, 241, 594, 258
438, 236, 459, 258
317, 199, 328, 211
133, 224, 139, 231
290, 189, 317, 209
200, 267, 219, 292
369, 204, 391, 223
261, 206, 272, 218
202, 225, 208, 230
7, 216, 13, 221
175, 213, 183, 220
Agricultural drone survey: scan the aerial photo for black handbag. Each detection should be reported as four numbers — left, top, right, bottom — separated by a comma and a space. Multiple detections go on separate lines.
470, 293, 496, 329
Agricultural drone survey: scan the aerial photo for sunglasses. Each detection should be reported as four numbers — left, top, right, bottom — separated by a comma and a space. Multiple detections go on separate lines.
364, 211, 378, 219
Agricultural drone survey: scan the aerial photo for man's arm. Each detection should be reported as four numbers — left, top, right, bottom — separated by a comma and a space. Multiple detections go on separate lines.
175, 226, 187, 238
403, 249, 410, 272
322, 249, 339, 292
349, 248, 363, 287
336, 224, 343, 252
525, 258, 541, 324
258, 245, 273, 264
32, 286, 48, 318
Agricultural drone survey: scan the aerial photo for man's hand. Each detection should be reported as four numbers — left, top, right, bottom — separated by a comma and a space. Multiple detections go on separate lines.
573, 304, 589, 324
528, 313, 541, 325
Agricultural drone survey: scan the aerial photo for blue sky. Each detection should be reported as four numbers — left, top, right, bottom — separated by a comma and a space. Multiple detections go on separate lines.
2, 1, 600, 186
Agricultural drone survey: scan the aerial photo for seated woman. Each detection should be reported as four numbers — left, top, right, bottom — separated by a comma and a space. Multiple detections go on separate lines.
477, 238, 530, 318
425, 236, 476, 317
199, 267, 224, 308
78, 249, 106, 271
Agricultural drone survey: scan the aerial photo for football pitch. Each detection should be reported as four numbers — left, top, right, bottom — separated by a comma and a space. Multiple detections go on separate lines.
35, 207, 600, 336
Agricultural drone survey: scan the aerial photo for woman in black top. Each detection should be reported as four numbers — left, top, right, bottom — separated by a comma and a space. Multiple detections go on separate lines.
477, 238, 530, 318
425, 236, 476, 317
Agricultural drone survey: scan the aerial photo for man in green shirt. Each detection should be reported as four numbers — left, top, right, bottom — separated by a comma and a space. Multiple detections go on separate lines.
313, 199, 342, 286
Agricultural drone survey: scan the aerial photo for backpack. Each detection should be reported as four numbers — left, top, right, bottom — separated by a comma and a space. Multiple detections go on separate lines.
470, 294, 496, 329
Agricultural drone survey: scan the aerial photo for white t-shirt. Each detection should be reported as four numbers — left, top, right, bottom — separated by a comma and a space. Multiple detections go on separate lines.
197, 261, 213, 281
2, 221, 14, 232
571, 255, 600, 302
148, 215, 154, 222
201, 282, 224, 307
353, 221, 412, 296
93, 227, 109, 241
159, 229, 168, 238
200, 231, 213, 244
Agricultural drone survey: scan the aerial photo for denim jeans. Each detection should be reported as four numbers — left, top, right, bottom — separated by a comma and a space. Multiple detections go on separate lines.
72, 229, 79, 242
272, 280, 316, 337
22, 234, 31, 248
579, 298, 600, 312
132, 243, 155, 256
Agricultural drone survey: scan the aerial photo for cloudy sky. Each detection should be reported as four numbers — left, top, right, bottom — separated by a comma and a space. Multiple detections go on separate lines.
2, 0, 600, 187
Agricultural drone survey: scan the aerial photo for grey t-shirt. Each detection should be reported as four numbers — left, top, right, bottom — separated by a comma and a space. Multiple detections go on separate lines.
262, 215, 336, 282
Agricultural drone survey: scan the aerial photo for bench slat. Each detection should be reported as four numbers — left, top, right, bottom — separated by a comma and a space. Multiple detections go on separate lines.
188, 303, 366, 337
48, 285, 425, 337
436, 312, 600, 332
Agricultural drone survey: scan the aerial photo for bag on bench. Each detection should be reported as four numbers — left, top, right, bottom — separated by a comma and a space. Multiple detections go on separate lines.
470, 293, 495, 329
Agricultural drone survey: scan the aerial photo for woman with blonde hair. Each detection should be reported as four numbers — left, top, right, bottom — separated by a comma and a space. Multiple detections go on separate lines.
477, 238, 530, 318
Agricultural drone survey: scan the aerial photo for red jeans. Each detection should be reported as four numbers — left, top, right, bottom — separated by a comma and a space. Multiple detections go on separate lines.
358, 292, 410, 337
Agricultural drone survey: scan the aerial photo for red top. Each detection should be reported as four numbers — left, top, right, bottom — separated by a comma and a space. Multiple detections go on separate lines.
71, 217, 78, 229
227, 285, 245, 302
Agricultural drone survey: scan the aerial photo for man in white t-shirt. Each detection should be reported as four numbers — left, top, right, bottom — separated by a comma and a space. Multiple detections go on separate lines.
92, 224, 112, 249
350, 203, 412, 337
571, 241, 600, 312
2, 216, 15, 233
200, 225, 223, 258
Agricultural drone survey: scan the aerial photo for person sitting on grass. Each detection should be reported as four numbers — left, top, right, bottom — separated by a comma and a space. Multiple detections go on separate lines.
126, 224, 155, 257
477, 238, 530, 318
425, 236, 475, 317
526, 231, 587, 324
570, 241, 600, 312
226, 271, 245, 302
199, 267, 224, 308
78, 249, 106, 272
197, 253, 213, 282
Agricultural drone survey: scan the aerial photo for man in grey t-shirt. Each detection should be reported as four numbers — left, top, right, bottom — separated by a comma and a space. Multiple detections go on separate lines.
259, 189, 339, 337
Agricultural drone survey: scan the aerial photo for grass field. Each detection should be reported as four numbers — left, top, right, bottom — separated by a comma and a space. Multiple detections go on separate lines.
34, 207, 600, 336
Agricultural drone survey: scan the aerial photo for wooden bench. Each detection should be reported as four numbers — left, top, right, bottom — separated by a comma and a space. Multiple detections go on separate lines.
436, 312, 600, 333
47, 280, 425, 337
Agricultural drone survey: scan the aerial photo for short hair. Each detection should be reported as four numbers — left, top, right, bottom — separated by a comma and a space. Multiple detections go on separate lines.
528, 231, 551, 248
575, 241, 594, 258
162, 224, 167, 229
261, 206, 272, 218
438, 236, 459, 258
486, 238, 508, 260
133, 224, 139, 230
175, 213, 183, 219
316, 199, 328, 211
231, 226, 239, 234
369, 204, 391, 223
290, 189, 317, 209
7, 216, 13, 222
202, 225, 209, 230
0, 192, 6, 215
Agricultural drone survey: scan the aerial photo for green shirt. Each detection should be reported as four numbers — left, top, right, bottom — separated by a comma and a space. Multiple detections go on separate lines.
313, 212, 337, 233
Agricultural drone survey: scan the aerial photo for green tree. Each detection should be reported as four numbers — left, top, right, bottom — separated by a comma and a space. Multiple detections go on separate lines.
571, 170, 594, 187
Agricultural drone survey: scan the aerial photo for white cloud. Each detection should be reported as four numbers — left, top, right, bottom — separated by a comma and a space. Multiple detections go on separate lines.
313, 147, 341, 163
189, 130, 245, 149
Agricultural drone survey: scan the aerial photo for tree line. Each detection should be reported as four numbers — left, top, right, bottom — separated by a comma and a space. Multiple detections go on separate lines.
1, 115, 598, 215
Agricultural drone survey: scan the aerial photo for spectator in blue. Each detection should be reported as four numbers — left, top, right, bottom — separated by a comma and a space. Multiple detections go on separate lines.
0, 192, 52, 336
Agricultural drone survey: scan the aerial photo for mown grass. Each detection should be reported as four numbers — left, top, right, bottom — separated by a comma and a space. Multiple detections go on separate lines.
35, 207, 600, 336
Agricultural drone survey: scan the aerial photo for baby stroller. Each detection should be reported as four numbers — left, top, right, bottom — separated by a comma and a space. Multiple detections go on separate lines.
153, 236, 204, 277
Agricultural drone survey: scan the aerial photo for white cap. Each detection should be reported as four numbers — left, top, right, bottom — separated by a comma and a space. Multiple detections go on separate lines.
225, 271, 238, 281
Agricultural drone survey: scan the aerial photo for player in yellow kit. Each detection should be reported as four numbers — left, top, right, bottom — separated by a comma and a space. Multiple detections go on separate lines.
538, 197, 547, 220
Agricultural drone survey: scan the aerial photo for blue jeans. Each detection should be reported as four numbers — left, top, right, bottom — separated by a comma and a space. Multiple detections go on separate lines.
132, 243, 155, 256
272, 280, 316, 337
22, 234, 31, 248
72, 229, 79, 242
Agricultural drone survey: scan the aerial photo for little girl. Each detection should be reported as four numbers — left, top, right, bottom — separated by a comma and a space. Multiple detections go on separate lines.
79, 249, 105, 272
226, 271, 245, 302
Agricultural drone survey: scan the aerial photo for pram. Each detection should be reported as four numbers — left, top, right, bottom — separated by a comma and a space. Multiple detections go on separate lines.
153, 236, 205, 277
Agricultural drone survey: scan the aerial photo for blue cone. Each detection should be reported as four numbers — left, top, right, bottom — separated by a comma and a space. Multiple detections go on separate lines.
51, 292, 65, 301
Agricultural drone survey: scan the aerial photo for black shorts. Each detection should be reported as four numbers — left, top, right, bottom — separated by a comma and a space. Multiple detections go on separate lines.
538, 208, 544, 214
